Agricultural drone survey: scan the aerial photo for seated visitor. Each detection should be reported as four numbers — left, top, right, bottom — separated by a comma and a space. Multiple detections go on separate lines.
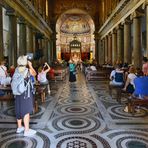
9, 65, 15, 77
37, 62, 51, 94
85, 65, 91, 75
122, 66, 137, 94
109, 64, 124, 86
135, 67, 143, 77
90, 65, 97, 71
142, 57, 148, 76
123, 72, 147, 113
133, 76, 148, 99
0, 60, 11, 86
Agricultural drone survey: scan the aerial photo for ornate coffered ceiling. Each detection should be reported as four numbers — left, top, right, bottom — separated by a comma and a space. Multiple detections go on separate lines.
49, 0, 100, 25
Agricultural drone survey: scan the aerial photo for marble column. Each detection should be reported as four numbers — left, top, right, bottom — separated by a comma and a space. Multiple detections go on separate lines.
49, 39, 53, 62
27, 26, 33, 53
123, 20, 132, 64
146, 2, 148, 58
117, 25, 124, 62
94, 32, 99, 64
132, 12, 142, 68
7, 10, 17, 67
50, 22, 56, 61
104, 36, 108, 63
38, 0, 42, 15
0, 6, 3, 61
99, 39, 105, 65
112, 29, 117, 65
18, 17, 27, 56
47, 40, 51, 64
108, 33, 112, 64
42, 38, 48, 62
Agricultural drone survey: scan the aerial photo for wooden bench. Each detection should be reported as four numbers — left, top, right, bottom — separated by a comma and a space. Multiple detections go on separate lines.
0, 94, 14, 101
86, 70, 110, 81
128, 96, 148, 114
35, 83, 47, 103
0, 85, 39, 113
0, 85, 14, 101
54, 69, 66, 81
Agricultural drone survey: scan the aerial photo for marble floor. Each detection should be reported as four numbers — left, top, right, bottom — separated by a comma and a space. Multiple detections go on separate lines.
0, 72, 148, 148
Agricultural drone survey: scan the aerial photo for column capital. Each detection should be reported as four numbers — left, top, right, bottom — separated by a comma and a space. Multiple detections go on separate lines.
111, 29, 117, 34
144, 0, 148, 6
94, 32, 100, 40
121, 18, 132, 25
142, 1, 148, 9
115, 24, 123, 30
6, 9, 16, 16
18, 16, 26, 24
108, 32, 112, 36
130, 10, 145, 20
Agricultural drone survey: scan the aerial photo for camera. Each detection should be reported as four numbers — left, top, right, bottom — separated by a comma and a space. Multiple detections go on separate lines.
27, 53, 33, 60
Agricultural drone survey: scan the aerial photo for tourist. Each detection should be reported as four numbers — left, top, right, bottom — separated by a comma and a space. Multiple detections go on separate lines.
0, 60, 11, 86
37, 62, 51, 94
142, 57, 148, 76
122, 66, 137, 94
14, 55, 37, 136
109, 64, 124, 86
69, 58, 76, 82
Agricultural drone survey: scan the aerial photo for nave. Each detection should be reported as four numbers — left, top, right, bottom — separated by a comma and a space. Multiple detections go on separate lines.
0, 72, 148, 148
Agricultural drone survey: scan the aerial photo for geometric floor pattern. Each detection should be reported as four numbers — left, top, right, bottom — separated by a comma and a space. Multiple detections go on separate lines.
0, 72, 148, 148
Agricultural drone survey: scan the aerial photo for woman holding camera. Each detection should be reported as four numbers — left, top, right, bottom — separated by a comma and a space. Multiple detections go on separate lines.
37, 62, 51, 94
13, 55, 37, 136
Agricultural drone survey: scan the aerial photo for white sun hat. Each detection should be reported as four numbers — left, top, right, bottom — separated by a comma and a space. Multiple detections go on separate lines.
17, 55, 28, 66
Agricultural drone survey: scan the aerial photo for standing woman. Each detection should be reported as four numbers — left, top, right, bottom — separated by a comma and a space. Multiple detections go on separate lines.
14, 55, 37, 136
69, 58, 76, 82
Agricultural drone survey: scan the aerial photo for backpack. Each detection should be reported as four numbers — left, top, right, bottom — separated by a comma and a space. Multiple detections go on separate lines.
115, 72, 124, 82
11, 68, 30, 96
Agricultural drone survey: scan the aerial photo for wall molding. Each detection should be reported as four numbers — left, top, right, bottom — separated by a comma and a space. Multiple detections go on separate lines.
98, 0, 145, 39
3, 0, 52, 39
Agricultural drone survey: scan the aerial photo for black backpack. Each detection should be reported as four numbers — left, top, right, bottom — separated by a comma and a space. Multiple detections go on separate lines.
115, 72, 124, 82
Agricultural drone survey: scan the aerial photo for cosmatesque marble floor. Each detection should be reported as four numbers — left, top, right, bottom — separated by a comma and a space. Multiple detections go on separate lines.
0, 71, 148, 148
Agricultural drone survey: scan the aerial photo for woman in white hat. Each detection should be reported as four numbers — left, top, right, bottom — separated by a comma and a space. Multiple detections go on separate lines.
14, 55, 37, 136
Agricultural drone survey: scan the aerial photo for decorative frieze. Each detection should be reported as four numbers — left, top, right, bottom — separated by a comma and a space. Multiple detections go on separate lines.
99, 0, 145, 39
3, 0, 52, 39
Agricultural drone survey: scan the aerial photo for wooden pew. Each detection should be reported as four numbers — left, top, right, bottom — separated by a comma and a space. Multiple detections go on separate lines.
0, 85, 14, 101
86, 69, 111, 81
128, 96, 148, 114
35, 83, 47, 103
0, 85, 39, 113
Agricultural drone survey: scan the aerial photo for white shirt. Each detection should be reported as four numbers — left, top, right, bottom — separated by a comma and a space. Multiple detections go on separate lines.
90, 66, 97, 71
128, 73, 137, 85
0, 65, 7, 78
38, 71, 47, 83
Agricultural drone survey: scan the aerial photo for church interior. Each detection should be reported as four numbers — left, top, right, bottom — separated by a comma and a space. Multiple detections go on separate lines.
0, 0, 148, 147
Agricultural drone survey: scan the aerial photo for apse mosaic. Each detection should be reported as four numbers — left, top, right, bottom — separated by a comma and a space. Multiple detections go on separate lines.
0, 72, 148, 148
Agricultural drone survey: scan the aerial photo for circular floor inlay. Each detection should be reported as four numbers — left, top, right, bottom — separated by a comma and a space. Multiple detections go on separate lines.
69, 120, 84, 126
70, 107, 82, 112
71, 100, 80, 102
56, 136, 97, 148
8, 141, 26, 148
127, 141, 147, 148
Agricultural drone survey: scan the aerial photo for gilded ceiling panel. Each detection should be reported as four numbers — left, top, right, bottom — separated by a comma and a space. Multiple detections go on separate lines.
53, 0, 99, 19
